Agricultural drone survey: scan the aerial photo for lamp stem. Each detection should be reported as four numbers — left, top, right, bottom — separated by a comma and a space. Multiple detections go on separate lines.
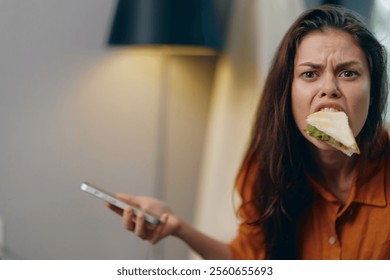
151, 54, 170, 259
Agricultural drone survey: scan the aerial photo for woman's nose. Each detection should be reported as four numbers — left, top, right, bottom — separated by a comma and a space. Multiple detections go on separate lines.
319, 75, 341, 98
319, 91, 341, 98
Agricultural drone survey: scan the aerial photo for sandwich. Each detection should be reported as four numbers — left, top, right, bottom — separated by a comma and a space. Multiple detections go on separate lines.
304, 108, 360, 156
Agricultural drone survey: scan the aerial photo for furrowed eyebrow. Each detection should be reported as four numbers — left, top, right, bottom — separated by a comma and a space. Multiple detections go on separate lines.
335, 61, 361, 70
297, 62, 322, 69
297, 60, 362, 69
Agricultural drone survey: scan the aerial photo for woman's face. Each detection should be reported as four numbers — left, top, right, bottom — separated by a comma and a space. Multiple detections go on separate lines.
291, 28, 371, 152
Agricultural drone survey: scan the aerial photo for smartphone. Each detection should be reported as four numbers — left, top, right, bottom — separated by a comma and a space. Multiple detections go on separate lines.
80, 182, 160, 225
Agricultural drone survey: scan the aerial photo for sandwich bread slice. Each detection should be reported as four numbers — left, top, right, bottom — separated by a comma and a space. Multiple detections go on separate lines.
304, 109, 360, 156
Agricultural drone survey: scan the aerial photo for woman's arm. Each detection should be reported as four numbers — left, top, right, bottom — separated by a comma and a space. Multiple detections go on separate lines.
173, 220, 233, 260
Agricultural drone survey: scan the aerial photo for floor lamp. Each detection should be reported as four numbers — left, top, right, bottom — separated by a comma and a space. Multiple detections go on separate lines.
107, 0, 221, 259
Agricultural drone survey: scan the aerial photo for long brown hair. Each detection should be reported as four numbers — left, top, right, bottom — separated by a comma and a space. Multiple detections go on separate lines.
238, 5, 388, 259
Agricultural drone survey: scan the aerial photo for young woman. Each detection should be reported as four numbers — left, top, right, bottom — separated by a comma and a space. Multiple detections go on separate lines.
107, 5, 390, 259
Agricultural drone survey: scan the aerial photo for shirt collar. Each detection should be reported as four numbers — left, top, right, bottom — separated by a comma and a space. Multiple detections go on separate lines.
307, 155, 388, 207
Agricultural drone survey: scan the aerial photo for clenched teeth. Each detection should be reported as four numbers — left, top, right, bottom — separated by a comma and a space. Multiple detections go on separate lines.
320, 107, 340, 112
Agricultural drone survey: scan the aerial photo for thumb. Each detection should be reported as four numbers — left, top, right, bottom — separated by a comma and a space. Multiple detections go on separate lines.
115, 193, 140, 207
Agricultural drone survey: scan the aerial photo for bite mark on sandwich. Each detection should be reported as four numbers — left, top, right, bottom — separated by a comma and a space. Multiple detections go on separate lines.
304, 109, 360, 156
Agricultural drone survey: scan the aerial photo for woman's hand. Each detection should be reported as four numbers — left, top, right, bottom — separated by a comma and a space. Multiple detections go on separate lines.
105, 194, 181, 244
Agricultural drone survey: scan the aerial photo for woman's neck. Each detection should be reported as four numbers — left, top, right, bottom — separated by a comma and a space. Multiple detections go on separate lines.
308, 147, 358, 204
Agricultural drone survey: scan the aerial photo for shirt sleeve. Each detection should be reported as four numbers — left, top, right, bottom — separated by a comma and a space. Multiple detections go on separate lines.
228, 155, 267, 260
229, 220, 266, 259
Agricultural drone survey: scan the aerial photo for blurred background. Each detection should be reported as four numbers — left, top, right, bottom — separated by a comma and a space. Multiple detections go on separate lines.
0, 0, 388, 259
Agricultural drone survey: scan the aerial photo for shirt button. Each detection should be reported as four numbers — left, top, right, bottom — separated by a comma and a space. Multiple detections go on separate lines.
328, 236, 337, 245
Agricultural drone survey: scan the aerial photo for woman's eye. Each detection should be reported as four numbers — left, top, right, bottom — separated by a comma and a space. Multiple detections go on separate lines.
302, 72, 317, 79
339, 70, 358, 79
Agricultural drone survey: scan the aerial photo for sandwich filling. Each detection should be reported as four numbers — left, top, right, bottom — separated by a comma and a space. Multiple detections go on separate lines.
305, 124, 351, 152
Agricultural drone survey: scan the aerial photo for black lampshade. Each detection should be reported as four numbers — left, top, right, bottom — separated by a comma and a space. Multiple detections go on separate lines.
108, 0, 221, 50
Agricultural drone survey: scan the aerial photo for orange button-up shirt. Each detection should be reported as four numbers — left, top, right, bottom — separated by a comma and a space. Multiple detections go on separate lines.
229, 151, 390, 259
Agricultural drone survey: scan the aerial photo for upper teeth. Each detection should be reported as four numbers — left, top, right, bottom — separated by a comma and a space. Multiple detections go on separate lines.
320, 107, 339, 112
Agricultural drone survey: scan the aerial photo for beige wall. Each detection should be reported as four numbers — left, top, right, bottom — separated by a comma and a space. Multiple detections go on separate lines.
0, 0, 215, 259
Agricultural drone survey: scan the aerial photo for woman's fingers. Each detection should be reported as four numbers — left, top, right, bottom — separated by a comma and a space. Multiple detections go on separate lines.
134, 212, 146, 238
123, 207, 135, 231
122, 209, 167, 244
105, 193, 177, 244
122, 206, 158, 240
